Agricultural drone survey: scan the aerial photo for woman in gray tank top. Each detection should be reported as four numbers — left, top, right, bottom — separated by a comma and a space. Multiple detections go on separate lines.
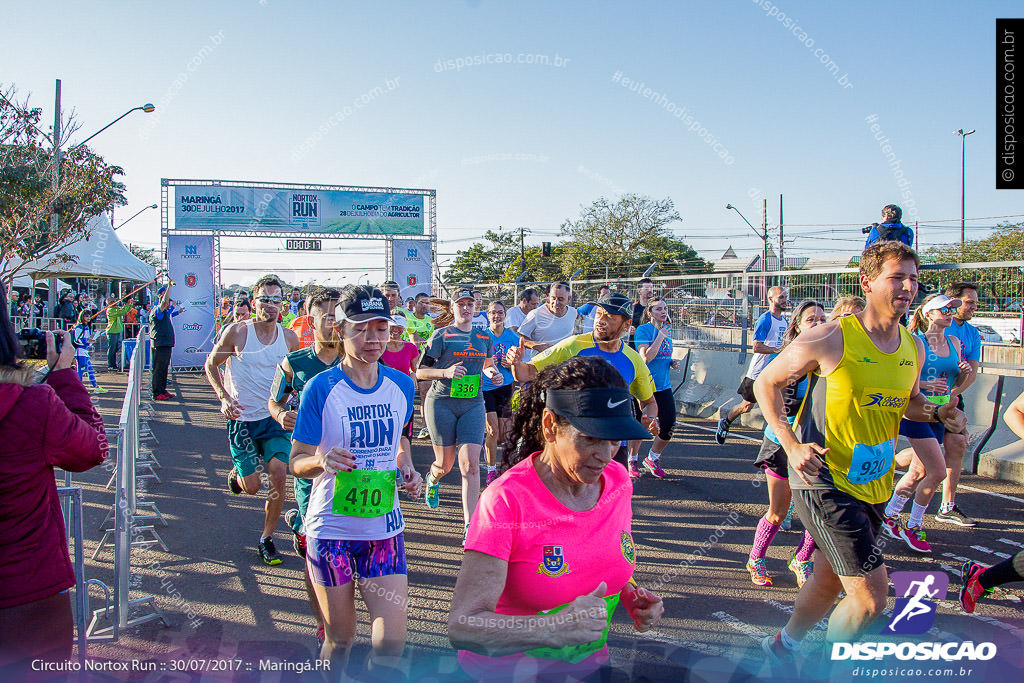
417, 289, 505, 535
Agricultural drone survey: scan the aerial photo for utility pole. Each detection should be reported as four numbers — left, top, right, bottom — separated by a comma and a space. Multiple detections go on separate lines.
520, 226, 526, 277
778, 194, 784, 271
761, 199, 768, 273
47, 79, 62, 324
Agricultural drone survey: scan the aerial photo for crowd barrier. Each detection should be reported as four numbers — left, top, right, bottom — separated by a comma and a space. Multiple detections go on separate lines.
670, 342, 1024, 484
85, 329, 168, 640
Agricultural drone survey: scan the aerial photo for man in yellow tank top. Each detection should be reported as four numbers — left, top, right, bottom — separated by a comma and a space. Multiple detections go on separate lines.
753, 242, 966, 665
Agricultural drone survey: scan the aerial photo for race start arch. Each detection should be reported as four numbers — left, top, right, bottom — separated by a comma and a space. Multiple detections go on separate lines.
160, 178, 437, 370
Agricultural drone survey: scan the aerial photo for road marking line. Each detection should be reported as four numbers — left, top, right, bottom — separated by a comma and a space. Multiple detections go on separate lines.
998, 537, 1024, 550
685, 423, 761, 443
711, 611, 768, 641
971, 545, 1014, 559
955, 484, 1024, 504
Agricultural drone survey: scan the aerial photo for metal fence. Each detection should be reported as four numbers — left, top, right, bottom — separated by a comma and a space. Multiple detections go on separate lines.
476, 261, 1024, 351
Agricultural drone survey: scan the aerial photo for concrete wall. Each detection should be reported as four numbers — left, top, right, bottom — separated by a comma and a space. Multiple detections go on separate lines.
670, 341, 1024, 484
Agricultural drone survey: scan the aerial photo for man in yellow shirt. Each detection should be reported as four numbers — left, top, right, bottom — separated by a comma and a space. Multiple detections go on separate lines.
755, 241, 966, 665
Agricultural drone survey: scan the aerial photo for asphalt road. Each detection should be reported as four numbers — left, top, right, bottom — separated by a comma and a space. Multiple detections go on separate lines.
65, 370, 1024, 683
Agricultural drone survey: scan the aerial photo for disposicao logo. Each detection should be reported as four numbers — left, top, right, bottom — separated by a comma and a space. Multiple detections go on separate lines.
831, 571, 997, 663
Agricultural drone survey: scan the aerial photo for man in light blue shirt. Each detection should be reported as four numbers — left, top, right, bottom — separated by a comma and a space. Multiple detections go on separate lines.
935, 282, 981, 528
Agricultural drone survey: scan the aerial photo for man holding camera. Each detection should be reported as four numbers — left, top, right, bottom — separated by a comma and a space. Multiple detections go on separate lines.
863, 204, 913, 249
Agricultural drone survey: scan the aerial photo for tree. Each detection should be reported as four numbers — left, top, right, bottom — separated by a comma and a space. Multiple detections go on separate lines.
0, 84, 127, 285
557, 195, 710, 278
920, 223, 1024, 311
127, 243, 159, 267
442, 227, 524, 286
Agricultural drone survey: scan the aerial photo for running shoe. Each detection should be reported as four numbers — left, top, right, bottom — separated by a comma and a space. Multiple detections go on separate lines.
164, 392, 176, 399
761, 633, 795, 666
642, 457, 667, 479
935, 504, 977, 527
959, 560, 990, 614
715, 417, 730, 445
284, 509, 306, 558
628, 460, 641, 478
485, 469, 499, 486
424, 480, 440, 508
788, 556, 813, 588
316, 623, 326, 652
746, 557, 773, 586
153, 392, 172, 401
780, 502, 794, 530
91, 385, 109, 394
257, 538, 282, 565
227, 466, 243, 495
881, 513, 902, 540
899, 524, 932, 553
417, 427, 430, 439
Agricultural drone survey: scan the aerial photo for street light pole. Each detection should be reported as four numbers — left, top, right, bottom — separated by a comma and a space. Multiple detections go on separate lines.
114, 204, 158, 231
955, 128, 975, 261
725, 204, 767, 270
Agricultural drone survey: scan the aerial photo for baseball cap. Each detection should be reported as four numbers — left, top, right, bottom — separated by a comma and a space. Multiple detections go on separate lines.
452, 288, 475, 303
545, 387, 651, 441
921, 294, 963, 314
335, 288, 392, 323
590, 292, 634, 318
389, 314, 408, 329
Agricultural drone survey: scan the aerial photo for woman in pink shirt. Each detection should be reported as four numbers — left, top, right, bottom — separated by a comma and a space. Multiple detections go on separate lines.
448, 356, 664, 680
380, 315, 420, 451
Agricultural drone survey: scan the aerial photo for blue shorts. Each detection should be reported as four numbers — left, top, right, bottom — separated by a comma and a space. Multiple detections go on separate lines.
306, 534, 406, 587
899, 418, 945, 442
226, 416, 290, 478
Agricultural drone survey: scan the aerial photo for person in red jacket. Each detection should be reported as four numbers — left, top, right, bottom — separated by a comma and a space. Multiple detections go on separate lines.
0, 285, 108, 672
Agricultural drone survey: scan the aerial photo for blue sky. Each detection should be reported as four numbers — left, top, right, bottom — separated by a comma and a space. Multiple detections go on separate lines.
4, 1, 1018, 284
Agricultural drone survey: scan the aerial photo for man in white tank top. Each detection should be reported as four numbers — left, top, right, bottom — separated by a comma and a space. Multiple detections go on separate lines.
205, 275, 299, 566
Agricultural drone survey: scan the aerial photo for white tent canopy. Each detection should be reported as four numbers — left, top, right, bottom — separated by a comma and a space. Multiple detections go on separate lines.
13, 212, 156, 282
12, 275, 73, 290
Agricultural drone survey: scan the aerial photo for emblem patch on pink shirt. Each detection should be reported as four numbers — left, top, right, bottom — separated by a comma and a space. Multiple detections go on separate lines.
538, 545, 571, 577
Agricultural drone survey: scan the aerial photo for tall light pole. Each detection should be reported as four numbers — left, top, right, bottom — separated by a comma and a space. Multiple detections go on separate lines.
955, 128, 975, 261
726, 204, 767, 270
114, 204, 158, 231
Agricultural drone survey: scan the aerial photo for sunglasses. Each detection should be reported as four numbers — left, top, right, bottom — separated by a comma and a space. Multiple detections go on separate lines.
256, 296, 283, 304
936, 306, 958, 314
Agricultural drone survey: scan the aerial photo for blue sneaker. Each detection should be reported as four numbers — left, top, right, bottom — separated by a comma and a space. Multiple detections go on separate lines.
425, 481, 440, 509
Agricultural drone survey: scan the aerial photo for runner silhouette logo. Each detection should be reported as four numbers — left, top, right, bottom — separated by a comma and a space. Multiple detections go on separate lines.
885, 571, 949, 634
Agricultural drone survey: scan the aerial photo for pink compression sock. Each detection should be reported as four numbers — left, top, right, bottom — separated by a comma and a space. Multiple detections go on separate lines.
750, 516, 781, 560
794, 531, 816, 562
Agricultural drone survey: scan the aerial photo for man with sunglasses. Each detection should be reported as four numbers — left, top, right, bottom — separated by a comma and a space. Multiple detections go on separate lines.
936, 282, 981, 527
205, 274, 300, 566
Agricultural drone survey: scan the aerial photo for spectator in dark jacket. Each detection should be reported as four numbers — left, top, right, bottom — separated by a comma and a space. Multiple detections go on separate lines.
149, 283, 181, 401
57, 292, 77, 329
863, 204, 914, 249
0, 285, 107, 672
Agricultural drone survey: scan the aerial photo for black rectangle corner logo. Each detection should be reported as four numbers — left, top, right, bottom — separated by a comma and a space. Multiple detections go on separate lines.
997, 18, 1024, 189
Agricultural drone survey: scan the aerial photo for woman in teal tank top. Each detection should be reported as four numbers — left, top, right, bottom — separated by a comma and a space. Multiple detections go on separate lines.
882, 293, 972, 553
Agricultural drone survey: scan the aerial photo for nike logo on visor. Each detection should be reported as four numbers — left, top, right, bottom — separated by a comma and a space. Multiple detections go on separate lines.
607, 398, 629, 409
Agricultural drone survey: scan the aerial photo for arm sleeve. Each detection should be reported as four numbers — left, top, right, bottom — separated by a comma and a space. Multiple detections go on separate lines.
420, 328, 444, 363
966, 327, 981, 362
633, 324, 654, 349
628, 351, 656, 401
518, 311, 537, 338
753, 313, 772, 342
530, 336, 577, 372
577, 303, 594, 316
464, 486, 517, 560
43, 369, 108, 472
292, 373, 329, 446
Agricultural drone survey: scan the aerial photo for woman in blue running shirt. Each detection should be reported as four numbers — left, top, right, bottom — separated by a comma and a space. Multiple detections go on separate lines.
882, 293, 972, 554
633, 297, 677, 478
